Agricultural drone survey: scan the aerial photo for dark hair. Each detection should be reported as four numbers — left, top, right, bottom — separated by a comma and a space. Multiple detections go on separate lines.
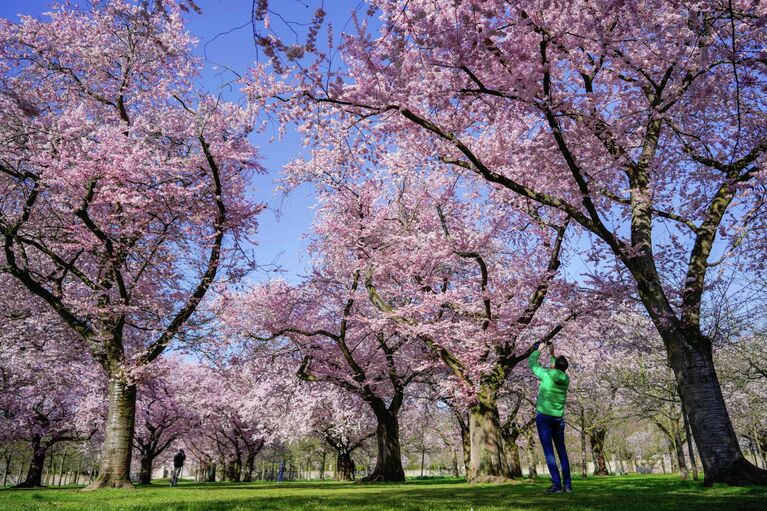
555, 355, 569, 372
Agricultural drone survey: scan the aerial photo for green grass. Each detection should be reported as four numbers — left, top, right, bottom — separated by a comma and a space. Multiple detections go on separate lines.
1, 474, 765, 511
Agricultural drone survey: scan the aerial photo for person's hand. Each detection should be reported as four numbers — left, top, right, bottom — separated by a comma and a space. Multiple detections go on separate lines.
548, 342, 555, 356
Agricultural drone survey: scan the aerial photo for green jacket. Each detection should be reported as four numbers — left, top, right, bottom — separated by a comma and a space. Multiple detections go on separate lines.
528, 350, 570, 417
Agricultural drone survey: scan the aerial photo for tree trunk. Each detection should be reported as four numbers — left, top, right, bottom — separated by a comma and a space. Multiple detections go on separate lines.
335, 451, 355, 481
226, 456, 242, 482
636, 279, 767, 485
589, 427, 609, 476
319, 451, 326, 481
673, 428, 688, 480
467, 397, 510, 482
668, 441, 679, 473
580, 408, 588, 479
224, 461, 237, 482
419, 443, 426, 477
57, 446, 68, 486
505, 435, 523, 478
757, 429, 767, 461
234, 457, 242, 482
526, 429, 538, 478
681, 397, 699, 480
74, 457, 82, 486
16, 461, 25, 486
16, 436, 46, 488
2, 454, 11, 487
361, 409, 405, 482
138, 454, 154, 485
46, 446, 54, 486
459, 422, 470, 476
754, 427, 766, 470
242, 453, 256, 482
86, 377, 137, 489
452, 448, 459, 478
672, 337, 767, 485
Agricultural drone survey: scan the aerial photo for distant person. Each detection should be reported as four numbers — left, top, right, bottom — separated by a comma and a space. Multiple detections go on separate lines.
528, 340, 572, 493
171, 448, 186, 487
277, 461, 286, 483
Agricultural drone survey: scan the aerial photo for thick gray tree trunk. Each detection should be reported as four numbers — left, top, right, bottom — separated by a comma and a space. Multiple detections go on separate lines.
664, 327, 766, 485
86, 378, 136, 489
635, 267, 767, 485
467, 395, 510, 482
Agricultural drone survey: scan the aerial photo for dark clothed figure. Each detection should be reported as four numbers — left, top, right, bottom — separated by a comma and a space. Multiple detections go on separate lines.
171, 449, 185, 487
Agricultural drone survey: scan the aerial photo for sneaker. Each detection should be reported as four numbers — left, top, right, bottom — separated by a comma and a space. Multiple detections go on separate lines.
544, 486, 563, 493
564, 487, 573, 493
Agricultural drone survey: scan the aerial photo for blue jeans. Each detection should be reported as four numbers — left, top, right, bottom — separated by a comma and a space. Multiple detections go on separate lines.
536, 412, 571, 490
170, 466, 182, 486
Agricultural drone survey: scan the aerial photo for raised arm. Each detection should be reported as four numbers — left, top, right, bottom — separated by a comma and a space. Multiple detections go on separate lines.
528, 346, 546, 380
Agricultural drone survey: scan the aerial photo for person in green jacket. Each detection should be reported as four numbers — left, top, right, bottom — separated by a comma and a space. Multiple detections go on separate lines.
529, 340, 571, 493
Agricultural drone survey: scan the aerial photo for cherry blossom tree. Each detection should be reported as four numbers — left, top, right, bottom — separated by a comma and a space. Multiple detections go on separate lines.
224, 181, 436, 482
226, 282, 419, 482
260, 379, 376, 481
132, 357, 196, 485
0, 1, 262, 488
399, 388, 466, 478
0, 277, 104, 487
250, 0, 767, 485
176, 362, 268, 483
357, 179, 584, 482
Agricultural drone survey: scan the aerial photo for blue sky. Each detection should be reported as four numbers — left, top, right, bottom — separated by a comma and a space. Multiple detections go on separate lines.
0, 0, 366, 283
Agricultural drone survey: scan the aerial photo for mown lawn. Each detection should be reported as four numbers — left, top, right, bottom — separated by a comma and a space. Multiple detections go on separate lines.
0, 474, 765, 511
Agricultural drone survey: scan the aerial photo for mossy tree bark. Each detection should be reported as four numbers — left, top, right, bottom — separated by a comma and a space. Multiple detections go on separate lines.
526, 429, 538, 478
467, 395, 510, 482
589, 426, 609, 476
